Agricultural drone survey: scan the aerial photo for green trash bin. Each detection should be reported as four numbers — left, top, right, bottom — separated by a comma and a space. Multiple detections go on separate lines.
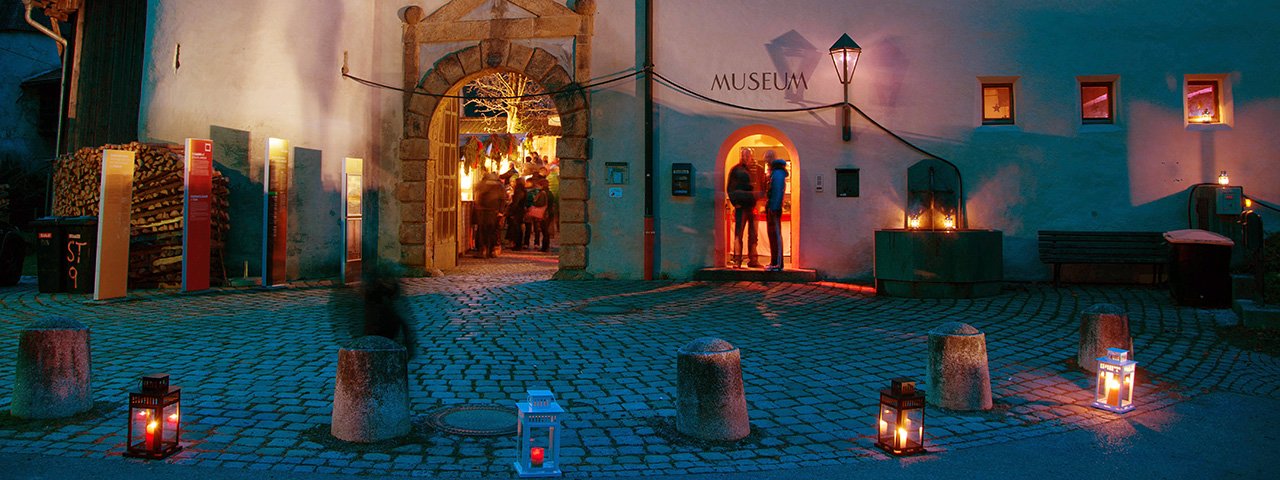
60, 216, 98, 294
30, 217, 62, 293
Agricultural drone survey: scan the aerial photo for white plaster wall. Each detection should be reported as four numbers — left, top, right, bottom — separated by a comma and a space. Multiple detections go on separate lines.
140, 0, 378, 280
577, 0, 1280, 280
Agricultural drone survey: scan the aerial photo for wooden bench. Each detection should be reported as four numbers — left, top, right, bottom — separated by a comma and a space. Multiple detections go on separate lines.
1037, 231, 1169, 285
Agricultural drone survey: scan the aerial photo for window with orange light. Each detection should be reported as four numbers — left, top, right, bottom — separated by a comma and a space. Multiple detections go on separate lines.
1186, 80, 1220, 124
981, 83, 1014, 125
1080, 82, 1113, 124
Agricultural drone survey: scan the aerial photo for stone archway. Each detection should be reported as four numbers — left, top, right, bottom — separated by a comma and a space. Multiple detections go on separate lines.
398, 3, 594, 278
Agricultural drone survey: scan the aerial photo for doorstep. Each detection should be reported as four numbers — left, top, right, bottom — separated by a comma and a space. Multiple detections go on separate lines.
693, 267, 817, 282
1233, 299, 1280, 329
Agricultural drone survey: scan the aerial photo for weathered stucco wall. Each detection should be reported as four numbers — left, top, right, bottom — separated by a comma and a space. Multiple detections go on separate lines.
140, 0, 378, 280
136, 0, 1280, 282
576, 0, 1280, 281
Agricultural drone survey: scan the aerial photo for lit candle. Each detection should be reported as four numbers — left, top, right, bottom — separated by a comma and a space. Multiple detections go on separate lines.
907, 215, 921, 230
897, 427, 907, 450
530, 447, 545, 468
1105, 373, 1120, 406
1218, 171, 1230, 186
146, 420, 159, 450
942, 215, 955, 230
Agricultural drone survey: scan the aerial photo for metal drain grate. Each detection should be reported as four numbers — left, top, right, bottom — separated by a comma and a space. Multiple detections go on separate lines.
575, 303, 640, 315
425, 404, 518, 437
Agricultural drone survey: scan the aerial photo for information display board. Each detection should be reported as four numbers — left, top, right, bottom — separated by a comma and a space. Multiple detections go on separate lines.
182, 138, 213, 292
262, 138, 289, 287
94, 149, 135, 300
342, 157, 363, 284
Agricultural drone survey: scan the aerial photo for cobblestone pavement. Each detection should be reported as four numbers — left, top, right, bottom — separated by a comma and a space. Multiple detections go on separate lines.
1, 252, 1277, 478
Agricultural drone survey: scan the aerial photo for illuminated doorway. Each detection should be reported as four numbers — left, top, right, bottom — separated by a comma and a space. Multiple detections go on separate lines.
717, 126, 801, 269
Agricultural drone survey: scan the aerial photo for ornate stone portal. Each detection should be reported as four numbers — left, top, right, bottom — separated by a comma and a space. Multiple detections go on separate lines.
399, 0, 595, 277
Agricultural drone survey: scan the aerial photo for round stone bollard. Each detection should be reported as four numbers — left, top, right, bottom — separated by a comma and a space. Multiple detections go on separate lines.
926, 322, 993, 411
676, 337, 750, 441
1077, 303, 1133, 373
12, 317, 93, 419
331, 336, 411, 442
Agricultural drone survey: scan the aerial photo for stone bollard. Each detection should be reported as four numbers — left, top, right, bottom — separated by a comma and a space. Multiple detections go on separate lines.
926, 322, 993, 411
331, 336, 410, 442
676, 337, 750, 441
1078, 303, 1133, 373
12, 317, 93, 419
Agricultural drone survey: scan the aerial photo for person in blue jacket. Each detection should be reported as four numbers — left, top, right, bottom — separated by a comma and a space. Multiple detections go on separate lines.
764, 150, 788, 271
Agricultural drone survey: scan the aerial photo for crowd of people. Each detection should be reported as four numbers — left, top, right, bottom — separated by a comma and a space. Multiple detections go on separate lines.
471, 152, 559, 258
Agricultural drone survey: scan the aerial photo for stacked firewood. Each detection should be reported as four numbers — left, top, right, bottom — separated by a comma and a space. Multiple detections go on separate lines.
53, 142, 230, 288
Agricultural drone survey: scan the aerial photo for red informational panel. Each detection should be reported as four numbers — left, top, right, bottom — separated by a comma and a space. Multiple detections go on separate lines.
94, 149, 135, 300
262, 138, 289, 287
182, 138, 213, 292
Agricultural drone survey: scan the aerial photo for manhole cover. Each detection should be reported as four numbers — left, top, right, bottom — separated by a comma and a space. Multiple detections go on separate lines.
426, 404, 518, 437
576, 303, 639, 315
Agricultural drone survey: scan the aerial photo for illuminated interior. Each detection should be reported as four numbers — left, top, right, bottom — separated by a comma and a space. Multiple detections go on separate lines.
721, 131, 799, 269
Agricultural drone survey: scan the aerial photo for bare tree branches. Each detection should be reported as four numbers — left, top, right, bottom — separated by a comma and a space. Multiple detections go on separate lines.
464, 73, 556, 135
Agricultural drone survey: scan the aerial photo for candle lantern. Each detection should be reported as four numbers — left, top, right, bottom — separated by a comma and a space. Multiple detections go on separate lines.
1217, 170, 1230, 186
514, 389, 564, 477
124, 374, 182, 459
875, 378, 926, 456
1092, 348, 1137, 413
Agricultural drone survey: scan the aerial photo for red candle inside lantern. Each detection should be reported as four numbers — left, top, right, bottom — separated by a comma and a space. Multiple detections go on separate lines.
145, 420, 159, 450
530, 447, 545, 468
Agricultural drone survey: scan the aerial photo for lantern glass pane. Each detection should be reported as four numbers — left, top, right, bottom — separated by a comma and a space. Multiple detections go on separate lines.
1121, 368, 1134, 408
163, 403, 180, 445
877, 406, 898, 445
129, 406, 154, 451
902, 407, 924, 450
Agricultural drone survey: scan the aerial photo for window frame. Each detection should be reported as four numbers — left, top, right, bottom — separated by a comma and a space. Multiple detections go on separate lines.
1185, 79, 1221, 124
1079, 81, 1115, 125
981, 83, 1016, 125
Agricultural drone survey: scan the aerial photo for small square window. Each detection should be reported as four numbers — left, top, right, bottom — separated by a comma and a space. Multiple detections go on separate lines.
1186, 80, 1220, 124
1080, 82, 1113, 124
982, 83, 1014, 125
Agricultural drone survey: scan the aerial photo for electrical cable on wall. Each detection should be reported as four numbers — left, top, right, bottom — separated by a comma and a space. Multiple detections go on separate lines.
345, 65, 969, 215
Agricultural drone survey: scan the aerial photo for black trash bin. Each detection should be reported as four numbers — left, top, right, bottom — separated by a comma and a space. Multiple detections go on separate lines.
60, 216, 98, 294
30, 217, 62, 293
1164, 229, 1234, 308
0, 222, 25, 286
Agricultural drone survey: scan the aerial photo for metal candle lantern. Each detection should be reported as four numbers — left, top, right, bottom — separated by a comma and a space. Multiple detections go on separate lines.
515, 389, 564, 477
124, 374, 182, 459
875, 378, 926, 455
1093, 348, 1137, 413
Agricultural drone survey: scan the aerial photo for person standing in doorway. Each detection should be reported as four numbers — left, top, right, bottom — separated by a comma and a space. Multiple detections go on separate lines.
474, 172, 506, 258
726, 148, 762, 268
764, 150, 788, 271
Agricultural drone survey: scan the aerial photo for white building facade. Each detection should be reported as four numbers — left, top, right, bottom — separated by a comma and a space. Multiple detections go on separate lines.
135, 0, 1280, 281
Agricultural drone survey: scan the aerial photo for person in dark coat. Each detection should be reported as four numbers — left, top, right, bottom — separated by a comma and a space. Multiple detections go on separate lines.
764, 150, 788, 271
506, 175, 527, 250
726, 148, 762, 268
360, 268, 416, 359
474, 172, 506, 258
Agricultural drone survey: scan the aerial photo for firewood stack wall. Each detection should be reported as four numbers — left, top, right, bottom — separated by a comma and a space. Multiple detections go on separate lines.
52, 142, 230, 288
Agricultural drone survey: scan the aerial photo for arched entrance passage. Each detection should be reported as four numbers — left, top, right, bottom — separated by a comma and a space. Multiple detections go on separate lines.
398, 41, 591, 276
715, 125, 802, 269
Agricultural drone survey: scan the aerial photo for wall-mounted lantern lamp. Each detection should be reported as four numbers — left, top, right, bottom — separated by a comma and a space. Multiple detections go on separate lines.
829, 33, 862, 142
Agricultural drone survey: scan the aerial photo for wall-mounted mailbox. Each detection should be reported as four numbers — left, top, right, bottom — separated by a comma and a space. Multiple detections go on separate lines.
671, 163, 693, 196
606, 162, 628, 185
836, 168, 859, 198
